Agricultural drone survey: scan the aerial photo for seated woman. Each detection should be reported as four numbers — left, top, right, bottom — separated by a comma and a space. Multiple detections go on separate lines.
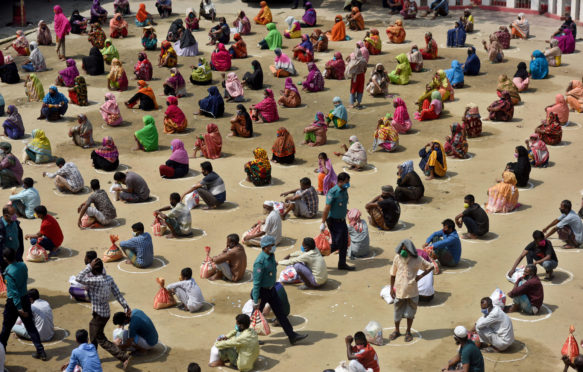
175, 28, 198, 57
242, 60, 263, 90
208, 18, 230, 46
510, 13, 529, 39
310, 29, 328, 52
200, 0, 216, 21
545, 94, 569, 125
386, 19, 406, 44
229, 34, 247, 59
407, 45, 423, 72
418, 140, 447, 180
536, 112, 562, 145
364, 29, 382, 55
421, 32, 438, 60
485, 169, 519, 213
462, 9, 474, 32
445, 60, 464, 89
302, 62, 324, 92
482, 34, 503, 63
100, 93, 123, 126
372, 118, 398, 152
324, 52, 345, 80
487, 91, 514, 121
314, 152, 337, 195
444, 123, 468, 159
446, 21, 466, 48
335, 136, 367, 170
134, 52, 153, 81
530, 50, 548, 79
198, 86, 224, 118
347, 7, 364, 30
326, 96, 348, 129
251, 89, 279, 123
244, 148, 271, 186
400, 0, 417, 18
366, 64, 389, 97
193, 123, 222, 159
566, 80, 583, 113
326, 15, 347, 42
185, 8, 199, 31
254, 1, 272, 25
512, 62, 529, 92
356, 41, 370, 63
278, 77, 301, 108
55, 59, 79, 87
23, 129, 52, 164
303, 112, 327, 146
82, 47, 104, 76
414, 91, 442, 121
525, 133, 549, 168
155, 0, 172, 18
25, 74, 44, 102
100, 39, 119, 65
90, 0, 108, 24
284, 16, 301, 39
69, 10, 87, 35
91, 136, 119, 171
211, 43, 231, 71
135, 3, 155, 27
302, 2, 317, 26
109, 13, 128, 38
21, 42, 46, 72
190, 57, 212, 85
497, 74, 520, 105
163, 96, 188, 133
222, 72, 244, 102
461, 103, 482, 138
428, 0, 449, 17
555, 28, 575, 54
233, 11, 250, 35
37, 20, 52, 46
160, 139, 189, 179
39, 86, 68, 121
0, 142, 22, 188
68, 76, 88, 106
159, 41, 178, 68
293, 35, 314, 63
125, 80, 158, 111
544, 39, 562, 67
134, 115, 158, 151
347, 209, 370, 257
107, 58, 128, 92
88, 23, 106, 49
509, 146, 530, 187
395, 160, 424, 202
141, 26, 158, 50
2, 106, 24, 139
463, 46, 480, 76
270, 49, 296, 78
390, 98, 412, 133
494, 26, 511, 49
69, 114, 94, 148
259, 23, 282, 51
388, 54, 411, 86
114, 0, 130, 15
229, 104, 253, 138
271, 128, 295, 164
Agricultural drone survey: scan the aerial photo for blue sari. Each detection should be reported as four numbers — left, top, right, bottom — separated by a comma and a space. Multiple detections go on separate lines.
529, 50, 548, 79
198, 86, 224, 118
445, 60, 464, 86
463, 47, 480, 75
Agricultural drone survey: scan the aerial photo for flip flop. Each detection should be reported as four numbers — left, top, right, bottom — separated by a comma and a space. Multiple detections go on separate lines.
389, 331, 401, 340
404, 333, 413, 342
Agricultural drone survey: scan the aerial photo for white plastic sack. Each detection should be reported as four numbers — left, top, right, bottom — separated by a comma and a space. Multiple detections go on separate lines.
279, 266, 301, 284
184, 190, 200, 210
380, 285, 394, 304
109, 182, 121, 196
334, 361, 350, 372
364, 321, 384, 346
490, 288, 506, 308
505, 266, 525, 284
242, 299, 254, 317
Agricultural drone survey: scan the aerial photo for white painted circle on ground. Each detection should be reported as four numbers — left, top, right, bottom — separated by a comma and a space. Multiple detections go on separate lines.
49, 247, 73, 262
238, 179, 274, 189
53, 186, 90, 197
17, 327, 69, 346
460, 233, 500, 244
117, 257, 167, 274
542, 267, 573, 286
291, 315, 308, 331
94, 164, 129, 174
86, 219, 122, 231
450, 153, 475, 161
219, 355, 269, 372
134, 343, 169, 363
518, 181, 534, 191
509, 304, 552, 323
382, 327, 422, 346
302, 283, 341, 296
563, 122, 581, 130
342, 165, 378, 175
207, 271, 253, 286
483, 342, 529, 363
168, 229, 207, 241
442, 258, 474, 275
168, 302, 215, 318
203, 203, 240, 213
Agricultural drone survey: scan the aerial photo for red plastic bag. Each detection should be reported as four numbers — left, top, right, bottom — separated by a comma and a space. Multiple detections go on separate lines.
153, 278, 176, 310
152, 218, 166, 237
314, 230, 332, 256
103, 235, 124, 263
251, 309, 271, 336
26, 244, 49, 262
200, 246, 216, 279
0, 274, 6, 298
562, 325, 580, 362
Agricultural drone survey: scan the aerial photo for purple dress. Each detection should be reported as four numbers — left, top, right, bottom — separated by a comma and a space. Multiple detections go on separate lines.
302, 3, 317, 26
302, 62, 324, 92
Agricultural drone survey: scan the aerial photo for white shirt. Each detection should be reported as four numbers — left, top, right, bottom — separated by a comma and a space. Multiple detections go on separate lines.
166, 279, 204, 308
475, 305, 514, 345
557, 210, 583, 243
262, 210, 282, 243
17, 299, 54, 342
417, 269, 434, 297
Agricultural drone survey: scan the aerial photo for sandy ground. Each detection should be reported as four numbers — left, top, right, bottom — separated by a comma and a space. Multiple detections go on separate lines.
0, 0, 582, 371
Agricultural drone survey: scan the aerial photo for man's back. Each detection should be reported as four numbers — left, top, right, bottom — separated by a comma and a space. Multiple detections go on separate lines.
31, 299, 54, 341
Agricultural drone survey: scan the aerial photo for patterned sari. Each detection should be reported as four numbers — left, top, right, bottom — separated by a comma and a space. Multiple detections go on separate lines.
245, 147, 271, 186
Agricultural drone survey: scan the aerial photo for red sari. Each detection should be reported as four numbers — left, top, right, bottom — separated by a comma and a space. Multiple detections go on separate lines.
195, 123, 222, 159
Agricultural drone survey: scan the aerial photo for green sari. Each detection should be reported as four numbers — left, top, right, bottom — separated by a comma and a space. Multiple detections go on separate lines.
135, 115, 159, 151
264, 23, 282, 50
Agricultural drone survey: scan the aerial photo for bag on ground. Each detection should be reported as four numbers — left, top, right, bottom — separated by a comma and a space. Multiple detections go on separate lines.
279, 266, 302, 284
251, 309, 271, 336
200, 246, 216, 279
364, 320, 384, 346
490, 287, 506, 308
26, 244, 49, 262
380, 285, 394, 304
314, 229, 332, 256
153, 277, 176, 310
184, 190, 200, 210
103, 234, 124, 262
152, 218, 167, 237
561, 325, 580, 362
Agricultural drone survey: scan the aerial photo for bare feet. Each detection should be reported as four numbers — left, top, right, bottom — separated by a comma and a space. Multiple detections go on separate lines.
462, 233, 478, 239
125, 259, 132, 265
165, 234, 175, 239
122, 356, 131, 370
209, 360, 225, 368
227, 132, 235, 137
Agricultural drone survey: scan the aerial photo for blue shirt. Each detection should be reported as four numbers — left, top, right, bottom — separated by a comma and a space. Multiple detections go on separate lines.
120, 233, 153, 268
129, 309, 158, 347
66, 343, 103, 372
9, 187, 41, 219
326, 185, 348, 219
1, 218, 19, 251
4, 261, 28, 309
426, 230, 461, 264
252, 251, 277, 303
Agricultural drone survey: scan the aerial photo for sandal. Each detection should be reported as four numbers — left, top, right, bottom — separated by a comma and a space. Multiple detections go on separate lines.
389, 331, 401, 340
404, 332, 413, 342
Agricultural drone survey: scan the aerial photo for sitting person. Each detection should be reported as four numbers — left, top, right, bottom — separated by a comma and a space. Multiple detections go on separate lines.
482, 34, 504, 63
310, 29, 328, 52
9, 177, 40, 219
334, 136, 367, 170
113, 171, 151, 203
134, 115, 158, 152
293, 34, 314, 63
91, 136, 120, 172
303, 112, 327, 146
208, 314, 259, 370
244, 148, 271, 186
271, 128, 295, 164
77, 179, 117, 228
167, 267, 205, 311
508, 230, 558, 281
259, 23, 282, 51
455, 194, 489, 239
461, 103, 482, 138
90, 0, 108, 24
55, 59, 79, 87
461, 9, 474, 32
193, 123, 222, 159
445, 60, 464, 89
421, 34, 438, 61
0, 143, 22, 188
159, 139, 189, 179
485, 168, 519, 213
395, 160, 424, 203
343, 332, 381, 372
326, 97, 348, 129
43, 157, 84, 193
302, 63, 324, 92
423, 219, 461, 268
493, 26, 511, 50
0, 55, 20, 84
366, 64, 389, 97
326, 15, 346, 42
270, 49, 296, 78
242, 201, 282, 246
251, 89, 279, 123
347, 7, 364, 30
37, 20, 52, 46
566, 79, 583, 113
315, 152, 337, 195
530, 50, 548, 79
222, 72, 244, 102
544, 39, 562, 67
109, 13, 128, 38
23, 129, 52, 164
543, 200, 583, 249
472, 297, 514, 352
364, 29, 382, 55
284, 16, 301, 39
11, 288, 54, 342
229, 34, 247, 59
443, 326, 484, 372
207, 234, 247, 282
505, 264, 543, 314
163, 97, 187, 134
88, 23, 106, 49
200, 0, 217, 21
346, 208, 370, 258
278, 77, 302, 108
487, 91, 514, 122
400, 0, 417, 19
125, 80, 158, 111
181, 161, 226, 210
22, 42, 46, 72
463, 47, 480, 76
184, 9, 199, 32
497, 74, 520, 105
159, 41, 178, 68
525, 133, 549, 167
280, 177, 319, 219
365, 185, 401, 231
229, 105, 253, 138
254, 1, 272, 25
111, 309, 158, 350
190, 57, 212, 85
407, 45, 423, 72
536, 112, 562, 146
386, 19, 406, 44
68, 114, 94, 148
68, 76, 89, 106
242, 60, 263, 90
24, 74, 45, 103
24, 205, 64, 254
444, 123, 468, 159
116, 222, 154, 268
510, 13, 529, 39
427, 0, 448, 18
509, 147, 531, 188
302, 2, 317, 26
372, 118, 398, 152
545, 94, 569, 125
447, 21, 466, 48
100, 39, 119, 65
512, 62, 529, 92
414, 91, 443, 121
134, 52, 153, 81
198, 86, 224, 118
211, 43, 231, 71
141, 26, 158, 50
62, 329, 102, 371
418, 140, 447, 180
155, 0, 172, 18
154, 193, 192, 238
389, 54, 412, 85
115, 0, 130, 15
39, 86, 68, 121
279, 237, 327, 288
233, 11, 250, 35
163, 68, 186, 98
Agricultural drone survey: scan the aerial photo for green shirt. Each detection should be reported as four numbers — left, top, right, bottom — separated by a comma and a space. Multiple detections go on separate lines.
1, 218, 19, 251
326, 185, 348, 219
252, 251, 276, 303
215, 328, 259, 372
459, 341, 485, 372
4, 262, 28, 309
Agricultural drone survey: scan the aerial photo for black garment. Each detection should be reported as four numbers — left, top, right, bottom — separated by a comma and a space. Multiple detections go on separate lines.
462, 204, 489, 236
258, 40, 269, 50
395, 171, 425, 202
258, 287, 295, 340
82, 47, 105, 76
164, 85, 176, 96
293, 0, 307, 8
91, 151, 119, 171
0, 296, 45, 354
210, 23, 230, 44
0, 220, 24, 271
0, 63, 20, 84
127, 92, 156, 111
514, 62, 529, 80
179, 28, 196, 49
561, 19, 577, 39
69, 12, 86, 34
272, 154, 294, 164
344, 0, 362, 11
326, 217, 348, 267
167, 19, 184, 41
524, 239, 558, 263
378, 196, 400, 229
156, 3, 172, 17
164, 159, 189, 178
242, 60, 263, 90
510, 146, 531, 187
190, 76, 212, 85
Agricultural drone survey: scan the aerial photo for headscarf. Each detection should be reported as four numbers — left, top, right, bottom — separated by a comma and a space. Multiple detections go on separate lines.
302, 2, 317, 26
37, 20, 52, 45
304, 62, 324, 92
4, 106, 24, 135
345, 49, 367, 78
82, 46, 105, 76
246, 60, 263, 90
356, 41, 369, 62
135, 115, 158, 151
513, 13, 529, 37
13, 30, 29, 54
100, 93, 121, 120
556, 28, 575, 54
497, 74, 520, 102
226, 72, 244, 98
274, 49, 295, 74
264, 23, 282, 50
201, 124, 222, 159
393, 97, 410, 124
165, 67, 185, 91
136, 3, 149, 23
349, 7, 364, 30
399, 160, 414, 176
236, 104, 253, 136
164, 96, 186, 125
374, 119, 398, 143
528, 133, 549, 166
330, 15, 346, 41
180, 28, 196, 49
272, 127, 295, 158
514, 62, 529, 80
53, 5, 71, 39
430, 90, 443, 115
567, 80, 583, 103
285, 16, 297, 30
346, 136, 367, 164
299, 34, 313, 53
72, 76, 88, 104
326, 52, 345, 79
254, 89, 278, 122
530, 50, 548, 79
251, 147, 271, 173
408, 44, 423, 64
312, 112, 327, 131
43, 85, 68, 105
25, 73, 44, 101
396, 239, 418, 257
28, 42, 46, 72
445, 60, 463, 86
59, 58, 79, 86
393, 53, 411, 83
95, 136, 119, 162
110, 13, 128, 30
347, 208, 364, 233
100, 39, 119, 60
168, 139, 189, 164
28, 129, 51, 156
199, 86, 224, 118
137, 80, 158, 108
513, 145, 531, 187
108, 58, 125, 82
331, 97, 348, 121
547, 94, 569, 124
463, 46, 480, 75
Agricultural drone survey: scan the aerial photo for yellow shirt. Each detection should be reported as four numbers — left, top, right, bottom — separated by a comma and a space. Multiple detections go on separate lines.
390, 254, 433, 299
214, 328, 259, 372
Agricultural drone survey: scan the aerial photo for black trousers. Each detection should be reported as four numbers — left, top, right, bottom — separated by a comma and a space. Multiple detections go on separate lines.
127, 92, 156, 111
0, 296, 44, 354
327, 217, 348, 267
258, 287, 294, 340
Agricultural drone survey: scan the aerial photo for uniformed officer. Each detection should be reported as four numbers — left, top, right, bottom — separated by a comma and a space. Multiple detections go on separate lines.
252, 235, 308, 345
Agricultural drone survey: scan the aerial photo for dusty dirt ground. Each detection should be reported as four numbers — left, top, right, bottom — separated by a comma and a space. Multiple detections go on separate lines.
0, 0, 582, 371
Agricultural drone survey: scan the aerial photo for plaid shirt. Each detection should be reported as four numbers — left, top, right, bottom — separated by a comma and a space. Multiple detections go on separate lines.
47, 162, 84, 192
76, 264, 128, 318
300, 186, 319, 216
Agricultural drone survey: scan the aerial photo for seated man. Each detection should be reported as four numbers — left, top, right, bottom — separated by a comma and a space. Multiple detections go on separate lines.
443, 326, 484, 372
242, 201, 282, 247
508, 230, 558, 280
280, 177, 319, 219
77, 179, 117, 228
154, 192, 192, 238
278, 237, 327, 289
24, 205, 64, 254
182, 161, 226, 210
62, 329, 102, 372
423, 219, 461, 268
43, 158, 84, 194
505, 264, 544, 315
562, 355, 583, 372
543, 199, 583, 248
454, 194, 489, 239
365, 185, 400, 231
112, 309, 159, 351
208, 234, 247, 282
9, 177, 40, 219
12, 289, 55, 342
209, 314, 259, 371
167, 267, 205, 312
472, 297, 514, 352
113, 171, 151, 203
116, 222, 154, 268
343, 331, 380, 372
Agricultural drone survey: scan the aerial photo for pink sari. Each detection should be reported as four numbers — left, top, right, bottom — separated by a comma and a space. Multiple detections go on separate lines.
391, 97, 412, 133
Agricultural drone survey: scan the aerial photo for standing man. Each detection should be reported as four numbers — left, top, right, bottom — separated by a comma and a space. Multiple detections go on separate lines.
542, 200, 583, 249
454, 194, 489, 239
442, 326, 484, 372
0, 248, 47, 361
0, 205, 24, 266
252, 235, 307, 345
508, 230, 558, 280
75, 258, 132, 368
321, 172, 354, 271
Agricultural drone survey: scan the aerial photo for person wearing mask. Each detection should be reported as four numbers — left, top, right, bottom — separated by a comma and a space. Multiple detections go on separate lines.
442, 326, 484, 372
454, 194, 489, 239
278, 237, 327, 289
62, 329, 102, 371
9, 177, 41, 219
43, 157, 84, 194
423, 219, 461, 268
181, 162, 226, 210
208, 314, 259, 370
365, 185, 400, 231
505, 264, 544, 315
508, 230, 558, 281
542, 200, 583, 249
0, 205, 24, 264
112, 309, 158, 351
77, 179, 117, 228
115, 222, 154, 268
24, 205, 63, 255
472, 297, 514, 352
343, 331, 380, 372
153, 193, 192, 238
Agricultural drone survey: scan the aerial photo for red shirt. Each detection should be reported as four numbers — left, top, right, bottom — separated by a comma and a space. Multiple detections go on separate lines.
351, 344, 380, 372
40, 215, 64, 247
